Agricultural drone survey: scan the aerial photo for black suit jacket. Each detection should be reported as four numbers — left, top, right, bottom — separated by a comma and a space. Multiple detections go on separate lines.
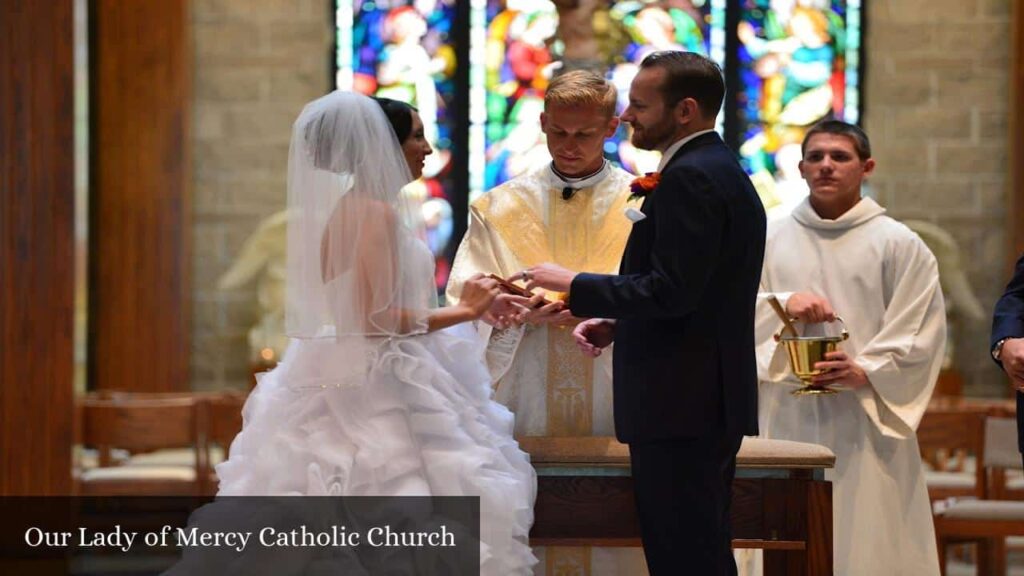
569, 132, 766, 443
991, 253, 1024, 451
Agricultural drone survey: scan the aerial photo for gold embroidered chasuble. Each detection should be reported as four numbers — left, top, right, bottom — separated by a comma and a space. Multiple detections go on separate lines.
448, 164, 633, 436
447, 164, 647, 576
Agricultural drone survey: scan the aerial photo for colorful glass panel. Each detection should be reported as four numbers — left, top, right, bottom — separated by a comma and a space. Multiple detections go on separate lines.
736, 0, 862, 216
604, 0, 719, 176
337, 0, 865, 237
336, 0, 459, 291
469, 0, 723, 200
473, 0, 559, 198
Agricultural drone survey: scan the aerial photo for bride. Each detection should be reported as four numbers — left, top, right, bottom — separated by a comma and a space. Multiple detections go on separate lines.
214, 91, 537, 574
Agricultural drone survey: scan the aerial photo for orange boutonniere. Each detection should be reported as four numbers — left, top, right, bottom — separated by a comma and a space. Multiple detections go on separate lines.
628, 172, 660, 202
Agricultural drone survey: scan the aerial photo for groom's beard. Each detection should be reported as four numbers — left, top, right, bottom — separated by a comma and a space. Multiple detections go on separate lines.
629, 112, 676, 152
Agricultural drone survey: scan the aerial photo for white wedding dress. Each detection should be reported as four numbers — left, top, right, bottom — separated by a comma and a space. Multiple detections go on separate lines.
215, 237, 538, 575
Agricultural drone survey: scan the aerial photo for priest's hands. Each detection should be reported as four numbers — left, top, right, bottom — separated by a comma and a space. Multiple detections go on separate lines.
999, 338, 1024, 391
483, 291, 577, 329
519, 263, 577, 294
785, 292, 836, 323
523, 298, 574, 326
573, 318, 616, 357
483, 293, 533, 329
812, 350, 869, 389
490, 264, 582, 327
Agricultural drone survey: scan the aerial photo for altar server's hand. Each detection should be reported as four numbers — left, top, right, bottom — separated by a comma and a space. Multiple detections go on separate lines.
812, 350, 869, 389
519, 263, 576, 294
572, 318, 616, 357
785, 292, 836, 324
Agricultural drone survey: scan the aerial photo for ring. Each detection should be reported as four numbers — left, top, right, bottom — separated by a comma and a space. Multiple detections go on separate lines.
521, 270, 532, 281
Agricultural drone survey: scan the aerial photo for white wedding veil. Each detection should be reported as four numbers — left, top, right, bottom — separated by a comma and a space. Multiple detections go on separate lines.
285, 91, 435, 339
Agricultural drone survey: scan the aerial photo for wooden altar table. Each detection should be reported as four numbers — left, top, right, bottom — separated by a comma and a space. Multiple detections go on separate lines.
521, 436, 835, 576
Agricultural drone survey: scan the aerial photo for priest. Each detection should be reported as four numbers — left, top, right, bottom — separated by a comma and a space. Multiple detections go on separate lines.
748, 120, 945, 576
446, 70, 645, 575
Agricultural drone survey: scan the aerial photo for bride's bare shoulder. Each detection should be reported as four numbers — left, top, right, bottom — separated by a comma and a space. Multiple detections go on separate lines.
331, 194, 399, 225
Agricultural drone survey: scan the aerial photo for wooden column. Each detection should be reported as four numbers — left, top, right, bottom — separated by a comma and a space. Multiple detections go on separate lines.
89, 0, 191, 392
1010, 0, 1024, 265
0, 0, 76, 494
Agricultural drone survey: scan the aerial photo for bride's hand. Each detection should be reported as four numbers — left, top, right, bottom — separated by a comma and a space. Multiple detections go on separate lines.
458, 274, 502, 320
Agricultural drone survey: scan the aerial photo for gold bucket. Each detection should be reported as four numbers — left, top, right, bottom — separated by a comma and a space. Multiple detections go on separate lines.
774, 316, 849, 396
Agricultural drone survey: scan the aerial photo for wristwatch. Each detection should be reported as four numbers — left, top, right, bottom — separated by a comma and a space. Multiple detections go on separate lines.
993, 338, 1009, 361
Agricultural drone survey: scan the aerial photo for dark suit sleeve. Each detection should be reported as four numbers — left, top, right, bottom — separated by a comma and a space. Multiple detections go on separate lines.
569, 166, 724, 319
992, 253, 1024, 366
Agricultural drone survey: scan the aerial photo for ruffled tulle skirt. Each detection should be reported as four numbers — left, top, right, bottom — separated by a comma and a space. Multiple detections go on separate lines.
215, 324, 537, 575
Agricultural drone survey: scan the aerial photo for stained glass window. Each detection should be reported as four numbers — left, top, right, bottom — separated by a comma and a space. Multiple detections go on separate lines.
474, 0, 558, 196
735, 0, 862, 217
602, 0, 723, 177
336, 0, 460, 291
335, 0, 864, 275
467, 0, 725, 200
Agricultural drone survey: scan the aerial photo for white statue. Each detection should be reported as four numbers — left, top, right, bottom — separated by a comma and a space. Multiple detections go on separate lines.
217, 209, 289, 367
903, 218, 985, 371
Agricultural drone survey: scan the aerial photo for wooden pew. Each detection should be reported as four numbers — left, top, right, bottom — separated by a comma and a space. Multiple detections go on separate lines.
75, 395, 206, 496
73, 391, 248, 496
918, 408, 989, 502
933, 417, 1024, 576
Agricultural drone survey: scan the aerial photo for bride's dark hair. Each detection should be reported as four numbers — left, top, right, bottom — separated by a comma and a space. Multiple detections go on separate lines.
288, 91, 430, 338
302, 94, 420, 174
371, 97, 416, 143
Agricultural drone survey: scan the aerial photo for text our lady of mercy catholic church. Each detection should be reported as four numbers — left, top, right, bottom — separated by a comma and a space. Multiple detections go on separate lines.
24, 524, 458, 553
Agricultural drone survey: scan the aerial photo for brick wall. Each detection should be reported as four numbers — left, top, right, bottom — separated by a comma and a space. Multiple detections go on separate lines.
864, 0, 1012, 395
191, 0, 333, 390
190, 0, 1015, 394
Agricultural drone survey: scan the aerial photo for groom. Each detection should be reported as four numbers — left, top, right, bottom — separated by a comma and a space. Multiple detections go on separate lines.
521, 51, 765, 575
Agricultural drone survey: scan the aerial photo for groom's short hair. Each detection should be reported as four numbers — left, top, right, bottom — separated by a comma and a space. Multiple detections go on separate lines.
639, 51, 724, 120
545, 70, 617, 118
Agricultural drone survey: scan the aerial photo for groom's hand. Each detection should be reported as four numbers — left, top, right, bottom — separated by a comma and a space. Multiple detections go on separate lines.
519, 263, 576, 293
572, 318, 615, 357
